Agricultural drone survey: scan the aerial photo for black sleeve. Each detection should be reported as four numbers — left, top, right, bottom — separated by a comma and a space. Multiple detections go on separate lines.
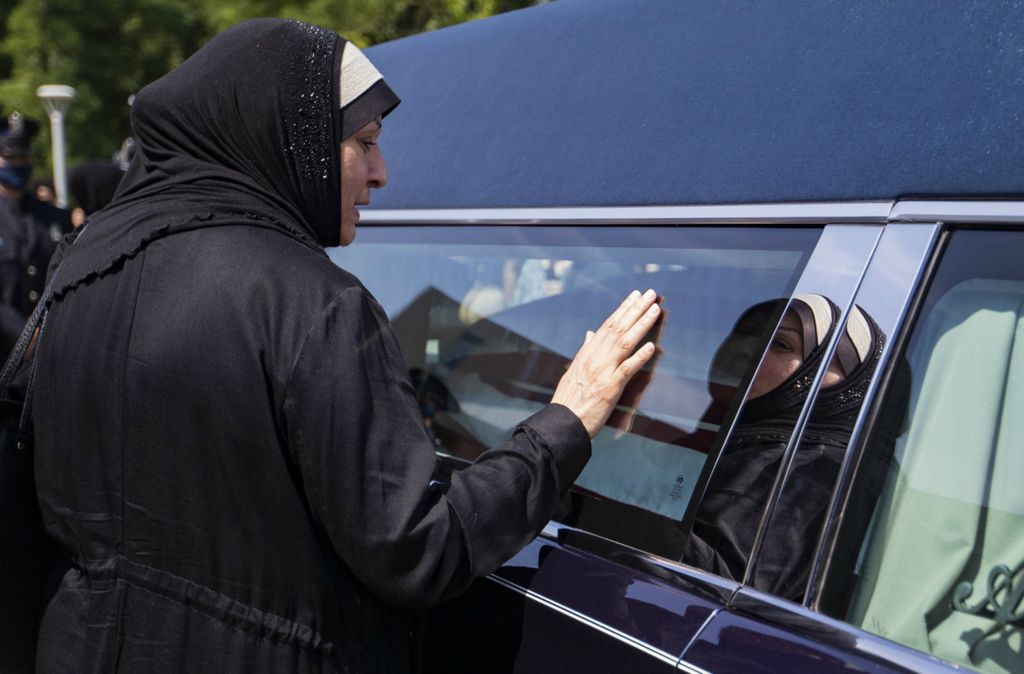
283, 287, 590, 609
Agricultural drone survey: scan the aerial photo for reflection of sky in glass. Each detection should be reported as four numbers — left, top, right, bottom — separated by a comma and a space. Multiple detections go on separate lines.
792, 226, 880, 308
850, 227, 936, 336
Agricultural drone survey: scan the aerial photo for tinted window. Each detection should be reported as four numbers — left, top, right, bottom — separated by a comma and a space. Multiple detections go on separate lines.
330, 225, 819, 556
823, 229, 1024, 673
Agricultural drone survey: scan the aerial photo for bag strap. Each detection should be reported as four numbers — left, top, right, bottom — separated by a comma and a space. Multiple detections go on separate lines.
0, 226, 80, 395
0, 245, 72, 436
0, 227, 82, 432
0, 287, 51, 396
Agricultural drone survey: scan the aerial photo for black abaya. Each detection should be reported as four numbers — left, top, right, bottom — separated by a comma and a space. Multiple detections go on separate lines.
28, 19, 589, 673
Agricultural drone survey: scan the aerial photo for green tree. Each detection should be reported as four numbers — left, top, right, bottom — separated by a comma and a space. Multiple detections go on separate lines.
0, 0, 539, 181
275, 0, 539, 46
1, 0, 210, 171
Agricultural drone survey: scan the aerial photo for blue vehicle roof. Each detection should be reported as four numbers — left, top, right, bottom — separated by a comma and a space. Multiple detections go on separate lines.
365, 0, 1024, 210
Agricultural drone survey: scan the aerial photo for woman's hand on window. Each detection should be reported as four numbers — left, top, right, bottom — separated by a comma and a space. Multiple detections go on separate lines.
552, 289, 661, 438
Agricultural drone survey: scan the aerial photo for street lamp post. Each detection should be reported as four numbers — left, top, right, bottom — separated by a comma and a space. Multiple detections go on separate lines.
36, 84, 76, 208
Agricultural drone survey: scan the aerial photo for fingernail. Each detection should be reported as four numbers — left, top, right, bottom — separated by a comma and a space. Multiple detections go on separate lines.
643, 289, 656, 300
630, 290, 642, 300
649, 303, 660, 315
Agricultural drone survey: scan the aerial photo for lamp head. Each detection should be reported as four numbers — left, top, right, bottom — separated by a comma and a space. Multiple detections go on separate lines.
36, 84, 76, 116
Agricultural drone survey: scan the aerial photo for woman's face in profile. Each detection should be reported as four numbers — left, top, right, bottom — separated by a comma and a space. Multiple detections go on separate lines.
748, 310, 804, 399
339, 119, 388, 246
710, 303, 848, 405
748, 308, 845, 399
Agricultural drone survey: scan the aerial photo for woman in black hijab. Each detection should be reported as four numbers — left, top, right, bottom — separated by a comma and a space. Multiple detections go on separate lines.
24, 19, 659, 673
684, 295, 883, 602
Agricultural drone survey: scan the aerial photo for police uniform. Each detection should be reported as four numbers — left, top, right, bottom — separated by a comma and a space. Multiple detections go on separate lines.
0, 112, 72, 355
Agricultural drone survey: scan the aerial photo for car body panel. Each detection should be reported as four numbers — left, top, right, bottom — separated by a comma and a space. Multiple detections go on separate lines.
682, 588, 965, 673
365, 0, 1024, 210
418, 530, 724, 673
683, 607, 919, 674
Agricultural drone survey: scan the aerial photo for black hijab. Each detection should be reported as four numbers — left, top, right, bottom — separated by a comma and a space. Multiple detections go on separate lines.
727, 295, 884, 448
49, 18, 398, 300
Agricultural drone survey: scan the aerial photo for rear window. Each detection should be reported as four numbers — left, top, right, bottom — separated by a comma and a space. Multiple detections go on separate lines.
330, 224, 819, 556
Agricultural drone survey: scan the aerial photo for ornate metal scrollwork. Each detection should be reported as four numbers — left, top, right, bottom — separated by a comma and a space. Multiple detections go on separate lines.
951, 559, 1024, 661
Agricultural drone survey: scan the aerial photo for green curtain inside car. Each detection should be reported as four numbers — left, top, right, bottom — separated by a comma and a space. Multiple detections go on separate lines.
850, 278, 1024, 674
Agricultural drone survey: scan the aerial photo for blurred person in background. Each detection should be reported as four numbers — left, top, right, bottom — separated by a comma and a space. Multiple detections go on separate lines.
0, 111, 72, 357
30, 178, 56, 205
66, 136, 135, 227
68, 158, 125, 227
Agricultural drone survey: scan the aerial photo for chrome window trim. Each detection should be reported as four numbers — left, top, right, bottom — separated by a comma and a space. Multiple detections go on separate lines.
678, 610, 723, 674
676, 661, 714, 674
360, 199, 1024, 227
359, 202, 894, 225
804, 223, 943, 608
677, 656, 714, 674
676, 662, 713, 674
889, 199, 1024, 224
484, 573, 687, 668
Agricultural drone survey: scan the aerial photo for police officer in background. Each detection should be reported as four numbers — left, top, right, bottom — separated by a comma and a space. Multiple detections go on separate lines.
0, 111, 73, 357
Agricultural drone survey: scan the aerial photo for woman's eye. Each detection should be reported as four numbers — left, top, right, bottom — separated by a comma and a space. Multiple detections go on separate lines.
772, 338, 793, 352
360, 139, 377, 151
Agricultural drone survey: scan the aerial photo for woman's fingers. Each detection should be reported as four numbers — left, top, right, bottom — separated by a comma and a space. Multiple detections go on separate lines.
591, 289, 658, 353
616, 341, 657, 381
551, 290, 663, 438
571, 330, 597, 362
616, 301, 660, 355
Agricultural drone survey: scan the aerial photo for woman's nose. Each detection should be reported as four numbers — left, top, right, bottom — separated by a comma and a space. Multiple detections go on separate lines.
368, 148, 388, 189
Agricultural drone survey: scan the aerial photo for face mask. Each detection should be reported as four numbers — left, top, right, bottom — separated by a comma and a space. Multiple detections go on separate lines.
0, 164, 32, 190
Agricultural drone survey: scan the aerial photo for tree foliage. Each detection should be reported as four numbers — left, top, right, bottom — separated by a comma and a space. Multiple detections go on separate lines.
0, 0, 539, 172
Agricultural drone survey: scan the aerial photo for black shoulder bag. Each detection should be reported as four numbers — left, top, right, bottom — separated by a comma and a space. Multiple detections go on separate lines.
0, 289, 54, 671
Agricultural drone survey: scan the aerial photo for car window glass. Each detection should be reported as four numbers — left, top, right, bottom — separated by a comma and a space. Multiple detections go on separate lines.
330, 225, 820, 557
823, 229, 1024, 674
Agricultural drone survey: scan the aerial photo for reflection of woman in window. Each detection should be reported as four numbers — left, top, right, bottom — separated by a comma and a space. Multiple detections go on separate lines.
684, 295, 883, 601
